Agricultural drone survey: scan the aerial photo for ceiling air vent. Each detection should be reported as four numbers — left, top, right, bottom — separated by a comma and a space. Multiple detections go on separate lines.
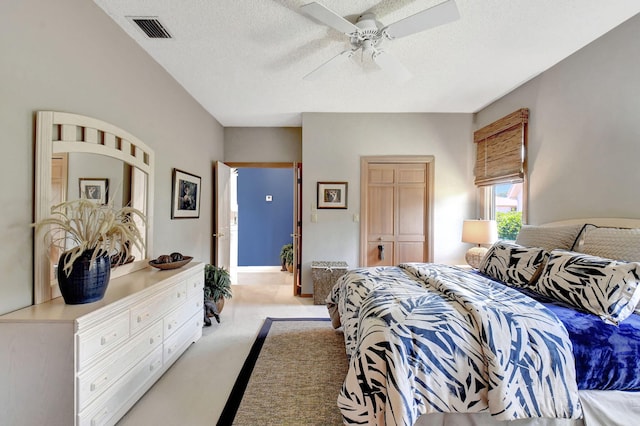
129, 17, 172, 39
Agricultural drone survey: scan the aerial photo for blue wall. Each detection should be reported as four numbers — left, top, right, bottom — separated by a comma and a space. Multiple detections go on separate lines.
237, 168, 294, 266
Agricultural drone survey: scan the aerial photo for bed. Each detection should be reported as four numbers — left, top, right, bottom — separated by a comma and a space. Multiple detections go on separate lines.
327, 219, 640, 426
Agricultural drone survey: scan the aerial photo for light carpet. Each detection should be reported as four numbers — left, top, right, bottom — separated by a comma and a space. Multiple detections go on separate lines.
217, 317, 348, 426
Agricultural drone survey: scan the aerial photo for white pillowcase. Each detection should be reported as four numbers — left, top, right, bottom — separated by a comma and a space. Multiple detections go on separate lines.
479, 242, 548, 288
535, 250, 640, 324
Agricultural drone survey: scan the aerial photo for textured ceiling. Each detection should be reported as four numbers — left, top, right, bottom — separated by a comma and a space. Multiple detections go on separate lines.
93, 0, 640, 127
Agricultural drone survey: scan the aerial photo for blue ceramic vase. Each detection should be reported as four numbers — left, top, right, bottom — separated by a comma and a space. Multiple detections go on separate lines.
57, 249, 111, 304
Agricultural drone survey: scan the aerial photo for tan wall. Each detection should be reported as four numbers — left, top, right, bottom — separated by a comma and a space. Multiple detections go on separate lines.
2, 0, 638, 309
475, 14, 640, 225
0, 0, 224, 314
301, 113, 476, 294
224, 127, 302, 163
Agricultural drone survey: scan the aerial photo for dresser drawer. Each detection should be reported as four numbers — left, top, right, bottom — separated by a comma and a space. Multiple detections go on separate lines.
163, 295, 203, 340
163, 312, 202, 365
130, 282, 187, 335
186, 271, 204, 299
77, 321, 163, 411
78, 347, 163, 426
77, 311, 130, 371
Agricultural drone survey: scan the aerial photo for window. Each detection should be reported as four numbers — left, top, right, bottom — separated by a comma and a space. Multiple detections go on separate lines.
493, 182, 523, 240
474, 109, 529, 240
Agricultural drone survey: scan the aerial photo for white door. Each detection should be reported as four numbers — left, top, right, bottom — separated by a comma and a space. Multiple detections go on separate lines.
214, 161, 231, 271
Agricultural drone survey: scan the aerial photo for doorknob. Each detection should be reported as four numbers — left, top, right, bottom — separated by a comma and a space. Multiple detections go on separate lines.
212, 233, 225, 238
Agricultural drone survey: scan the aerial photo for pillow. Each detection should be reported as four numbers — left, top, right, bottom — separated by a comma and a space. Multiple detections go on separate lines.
515, 224, 584, 251
572, 226, 640, 315
535, 250, 640, 324
577, 226, 640, 262
571, 224, 596, 252
479, 241, 548, 288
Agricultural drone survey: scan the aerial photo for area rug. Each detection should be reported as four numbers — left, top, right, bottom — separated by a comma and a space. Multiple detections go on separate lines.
216, 317, 348, 426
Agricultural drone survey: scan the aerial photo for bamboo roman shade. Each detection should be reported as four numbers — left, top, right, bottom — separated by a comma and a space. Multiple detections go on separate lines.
474, 108, 529, 186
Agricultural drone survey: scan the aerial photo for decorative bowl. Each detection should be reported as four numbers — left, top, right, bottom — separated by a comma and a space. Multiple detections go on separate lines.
149, 256, 193, 270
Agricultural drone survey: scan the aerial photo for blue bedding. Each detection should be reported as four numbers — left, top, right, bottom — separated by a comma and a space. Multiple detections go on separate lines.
517, 287, 640, 391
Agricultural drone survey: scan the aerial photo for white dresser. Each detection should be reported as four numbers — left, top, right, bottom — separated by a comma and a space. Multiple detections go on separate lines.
0, 263, 204, 426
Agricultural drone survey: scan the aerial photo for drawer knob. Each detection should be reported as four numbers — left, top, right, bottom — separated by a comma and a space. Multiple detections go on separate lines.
137, 312, 150, 323
91, 408, 109, 426
100, 332, 118, 346
90, 374, 109, 392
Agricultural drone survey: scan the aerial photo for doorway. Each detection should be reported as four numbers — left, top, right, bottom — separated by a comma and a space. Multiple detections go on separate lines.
215, 162, 302, 294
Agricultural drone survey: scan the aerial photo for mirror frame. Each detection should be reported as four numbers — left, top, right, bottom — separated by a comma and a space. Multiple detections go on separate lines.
34, 111, 154, 304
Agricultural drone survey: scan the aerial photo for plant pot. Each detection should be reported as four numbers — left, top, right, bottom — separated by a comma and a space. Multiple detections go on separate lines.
57, 250, 111, 304
215, 297, 225, 314
286, 263, 294, 273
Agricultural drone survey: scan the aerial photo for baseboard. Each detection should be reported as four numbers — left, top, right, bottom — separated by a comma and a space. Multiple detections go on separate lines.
236, 266, 283, 273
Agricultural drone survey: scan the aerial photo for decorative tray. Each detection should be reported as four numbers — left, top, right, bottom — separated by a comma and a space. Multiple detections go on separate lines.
149, 256, 193, 270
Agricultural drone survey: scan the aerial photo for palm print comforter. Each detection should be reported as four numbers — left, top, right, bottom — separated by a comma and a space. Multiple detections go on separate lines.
327, 264, 582, 426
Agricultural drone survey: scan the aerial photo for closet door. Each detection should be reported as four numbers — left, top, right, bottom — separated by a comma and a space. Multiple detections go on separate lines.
366, 164, 395, 266
396, 164, 427, 263
362, 158, 432, 267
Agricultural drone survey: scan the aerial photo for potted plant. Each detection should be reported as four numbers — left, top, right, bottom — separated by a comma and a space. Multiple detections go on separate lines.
34, 199, 145, 304
285, 246, 295, 272
203, 264, 232, 325
280, 243, 294, 272
279, 243, 292, 271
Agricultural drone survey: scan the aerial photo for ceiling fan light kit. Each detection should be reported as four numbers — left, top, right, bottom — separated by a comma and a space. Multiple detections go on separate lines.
301, 0, 460, 81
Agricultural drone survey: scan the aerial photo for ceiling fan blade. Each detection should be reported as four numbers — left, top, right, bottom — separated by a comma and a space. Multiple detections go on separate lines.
304, 50, 356, 80
373, 50, 412, 82
301, 2, 359, 35
384, 0, 459, 39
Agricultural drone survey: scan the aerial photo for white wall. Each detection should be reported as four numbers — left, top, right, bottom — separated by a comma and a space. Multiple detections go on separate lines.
0, 0, 223, 315
475, 14, 640, 225
301, 113, 475, 294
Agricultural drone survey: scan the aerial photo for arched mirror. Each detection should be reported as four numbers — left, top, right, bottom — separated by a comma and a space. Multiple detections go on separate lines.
34, 111, 154, 304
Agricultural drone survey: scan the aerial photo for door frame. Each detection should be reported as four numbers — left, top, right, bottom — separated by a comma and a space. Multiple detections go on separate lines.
360, 155, 435, 266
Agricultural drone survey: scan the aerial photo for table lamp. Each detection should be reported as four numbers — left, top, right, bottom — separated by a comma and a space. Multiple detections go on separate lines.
462, 219, 498, 268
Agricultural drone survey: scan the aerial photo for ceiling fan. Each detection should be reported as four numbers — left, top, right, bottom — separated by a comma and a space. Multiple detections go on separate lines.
301, 0, 460, 81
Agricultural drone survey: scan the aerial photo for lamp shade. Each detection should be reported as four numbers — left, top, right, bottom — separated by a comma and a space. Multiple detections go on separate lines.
462, 220, 498, 245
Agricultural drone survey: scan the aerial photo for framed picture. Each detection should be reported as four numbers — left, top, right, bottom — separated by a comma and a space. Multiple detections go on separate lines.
79, 178, 108, 204
317, 181, 348, 209
172, 169, 201, 219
